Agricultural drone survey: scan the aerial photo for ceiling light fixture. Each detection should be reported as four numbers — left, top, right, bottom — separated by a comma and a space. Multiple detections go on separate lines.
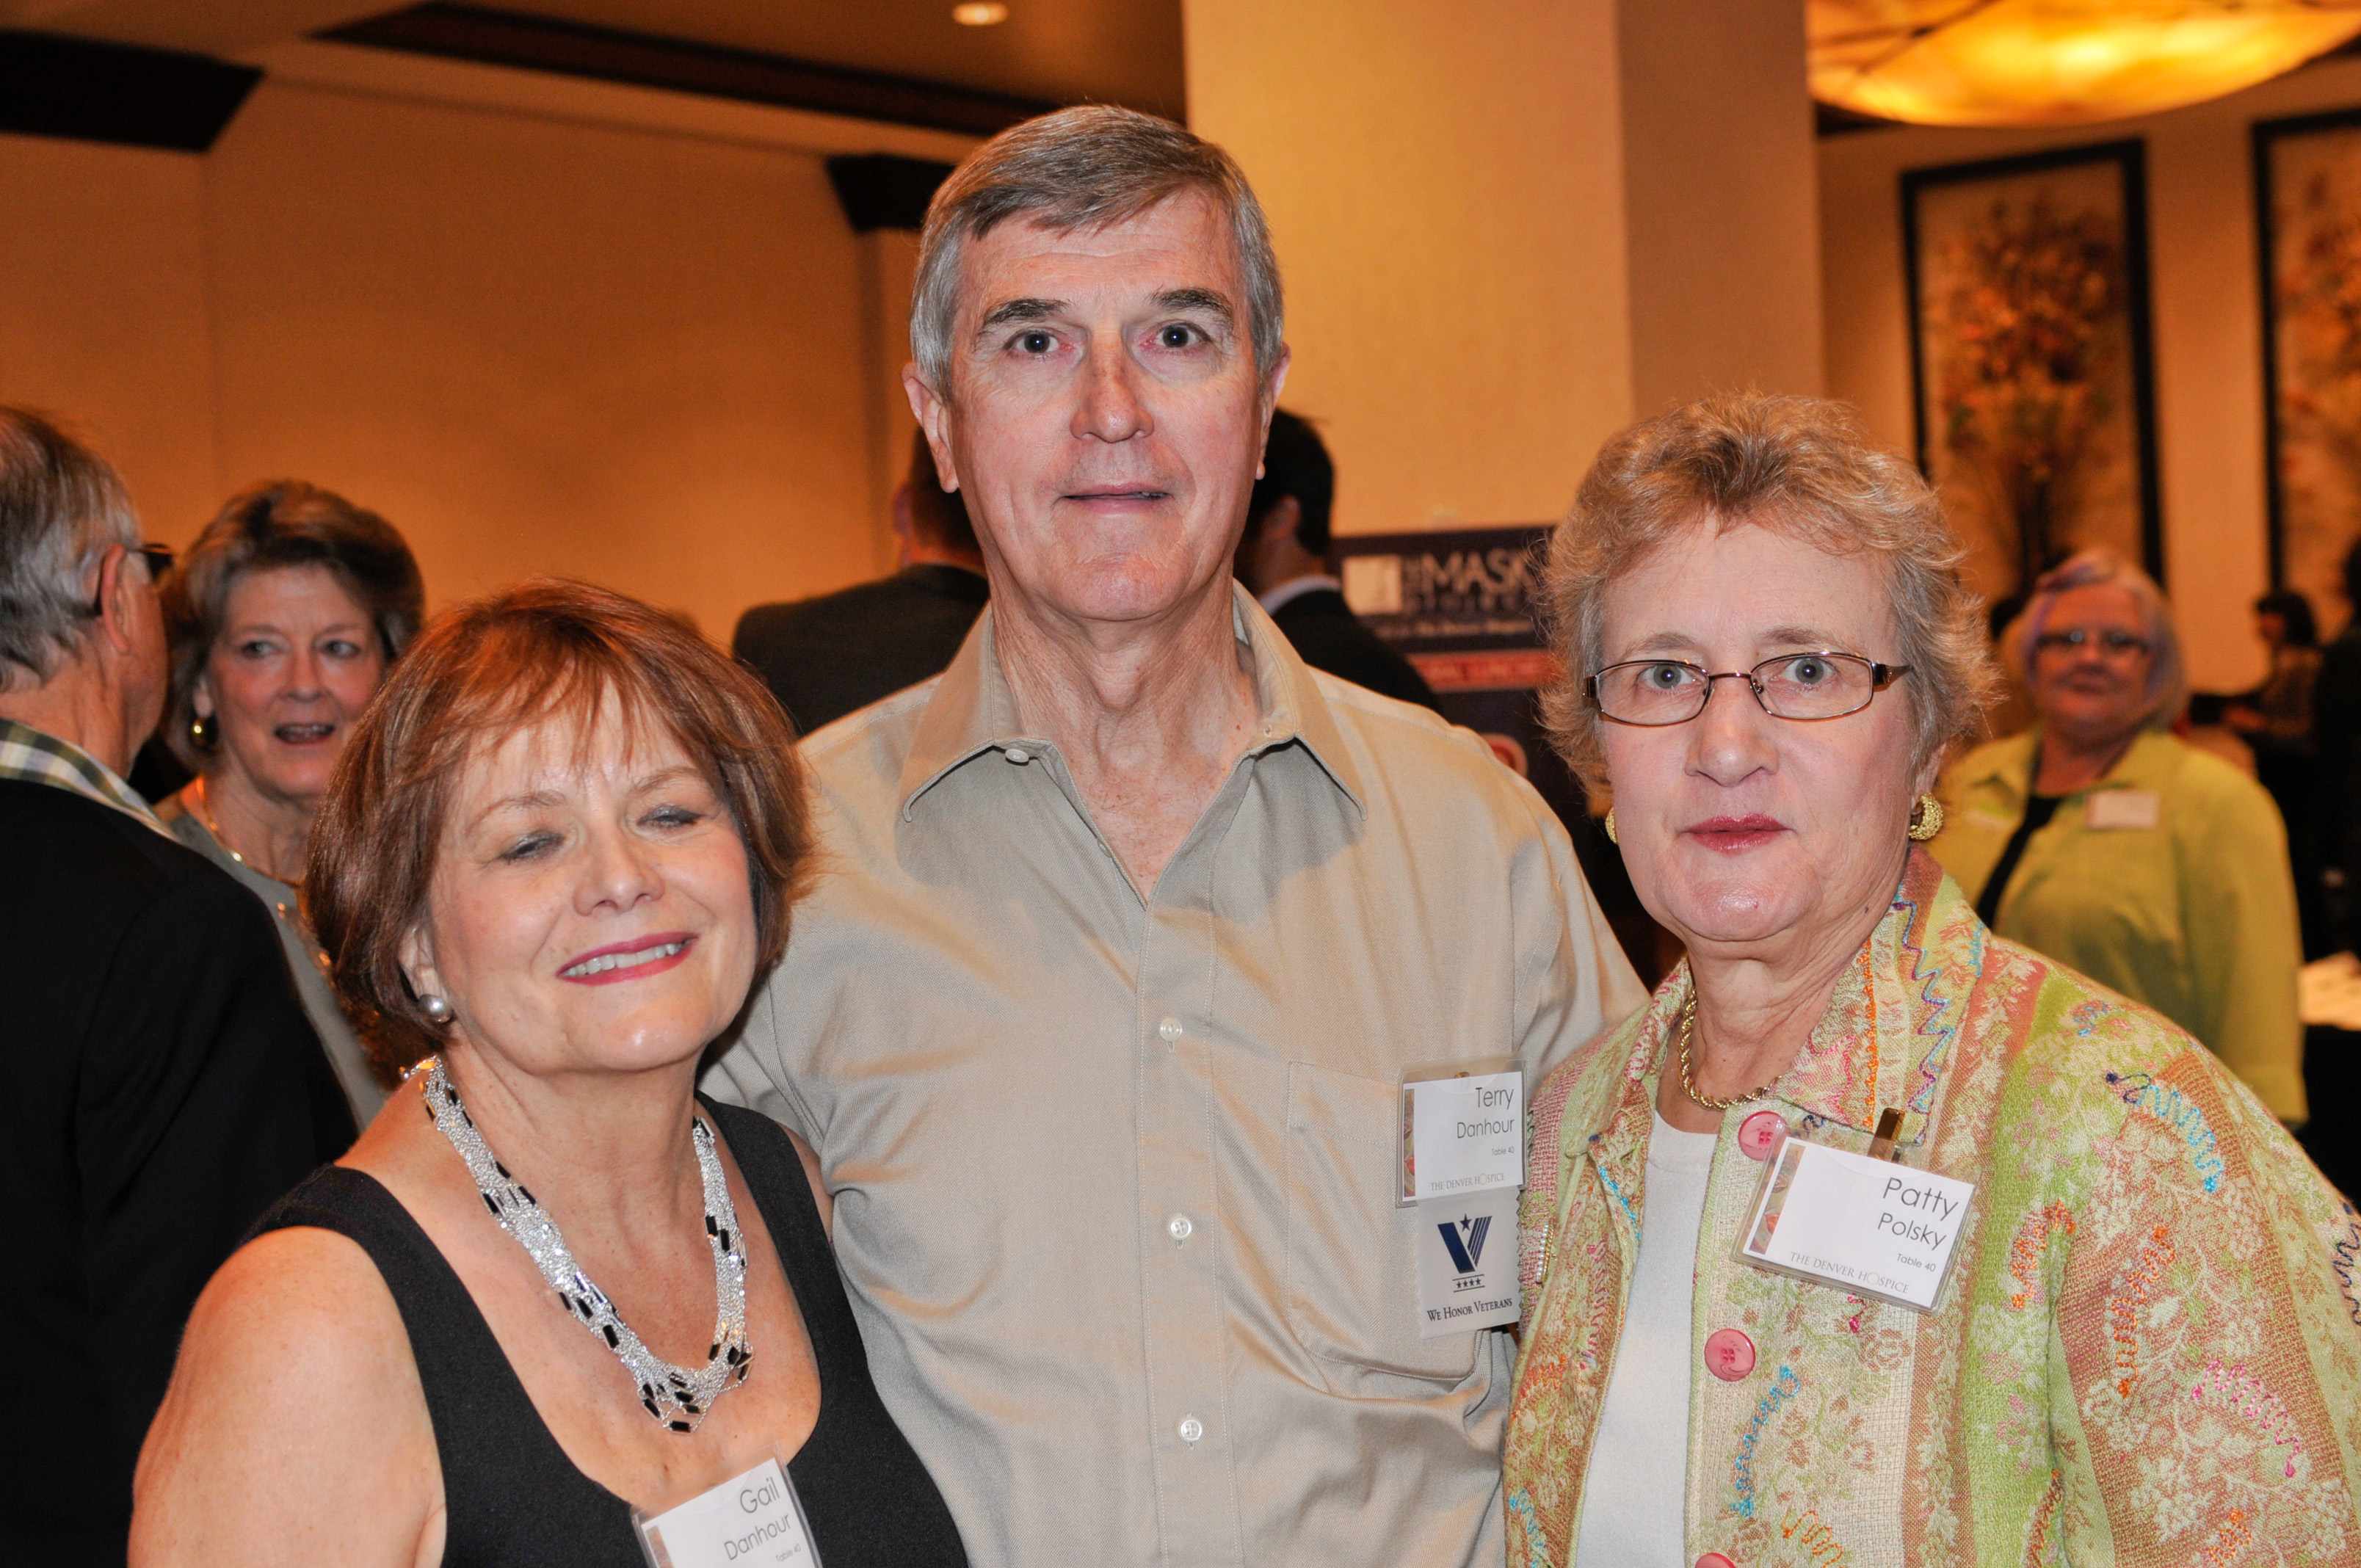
1810, 1, 2361, 128
952, 2, 1009, 24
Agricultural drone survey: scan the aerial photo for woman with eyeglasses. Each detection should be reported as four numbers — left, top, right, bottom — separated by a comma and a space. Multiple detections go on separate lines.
1926, 550, 2306, 1125
1504, 398, 2354, 1568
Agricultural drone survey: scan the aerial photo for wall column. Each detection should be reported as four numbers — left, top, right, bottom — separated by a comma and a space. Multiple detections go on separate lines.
1185, 0, 1821, 536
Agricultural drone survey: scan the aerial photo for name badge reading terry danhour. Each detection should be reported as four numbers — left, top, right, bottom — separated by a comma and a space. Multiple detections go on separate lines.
1399, 1059, 1522, 1207
1734, 1131, 1977, 1313
633, 1448, 819, 1568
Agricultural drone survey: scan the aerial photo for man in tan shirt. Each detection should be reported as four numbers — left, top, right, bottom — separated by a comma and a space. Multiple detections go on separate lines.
707, 106, 1644, 1567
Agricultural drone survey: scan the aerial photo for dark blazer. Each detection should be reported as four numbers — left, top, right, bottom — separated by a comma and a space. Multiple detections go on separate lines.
1270, 587, 1443, 711
1, 781, 354, 1566
733, 564, 990, 736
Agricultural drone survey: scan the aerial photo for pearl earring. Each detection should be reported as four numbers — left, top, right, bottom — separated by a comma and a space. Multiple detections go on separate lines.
418, 994, 454, 1025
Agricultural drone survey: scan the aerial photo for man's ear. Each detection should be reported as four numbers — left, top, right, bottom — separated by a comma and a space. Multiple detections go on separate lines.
902, 366, 960, 494
1263, 495, 1305, 551
93, 545, 142, 655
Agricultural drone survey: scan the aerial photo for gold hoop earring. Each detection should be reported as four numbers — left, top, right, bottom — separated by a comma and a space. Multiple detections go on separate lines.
1908, 794, 1944, 842
1603, 807, 1618, 845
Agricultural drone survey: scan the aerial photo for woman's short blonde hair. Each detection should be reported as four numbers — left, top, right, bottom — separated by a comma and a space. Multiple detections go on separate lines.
1539, 393, 1998, 795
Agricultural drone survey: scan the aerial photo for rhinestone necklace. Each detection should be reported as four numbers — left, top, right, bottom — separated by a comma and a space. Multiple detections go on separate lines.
1675, 988, 1785, 1112
421, 1059, 752, 1431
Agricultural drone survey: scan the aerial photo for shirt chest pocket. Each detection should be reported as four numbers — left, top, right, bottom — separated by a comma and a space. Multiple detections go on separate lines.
1283, 1061, 1484, 1390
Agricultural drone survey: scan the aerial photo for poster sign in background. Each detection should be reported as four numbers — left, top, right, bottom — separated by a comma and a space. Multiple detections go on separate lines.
1332, 525, 1578, 824
1330, 526, 1668, 984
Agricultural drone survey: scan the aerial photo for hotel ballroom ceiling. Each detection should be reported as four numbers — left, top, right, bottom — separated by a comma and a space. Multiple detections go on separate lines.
0, 0, 1187, 117
1810, 0, 2361, 126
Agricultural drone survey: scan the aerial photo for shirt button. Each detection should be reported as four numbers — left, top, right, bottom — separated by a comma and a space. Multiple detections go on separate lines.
1003, 747, 1031, 763
1736, 1110, 1788, 1161
1697, 1556, 1739, 1568
1167, 1213, 1194, 1242
1157, 1017, 1183, 1043
1178, 1415, 1203, 1444
1704, 1328, 1757, 1382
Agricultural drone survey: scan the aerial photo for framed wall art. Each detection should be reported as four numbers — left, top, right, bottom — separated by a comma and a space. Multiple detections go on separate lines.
2257, 107, 2361, 627
1902, 140, 2164, 609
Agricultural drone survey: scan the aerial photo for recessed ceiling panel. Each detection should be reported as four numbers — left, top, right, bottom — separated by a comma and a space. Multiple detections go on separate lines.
483, 0, 1185, 119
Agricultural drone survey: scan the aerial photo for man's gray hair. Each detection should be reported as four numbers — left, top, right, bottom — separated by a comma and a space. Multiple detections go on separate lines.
0, 407, 140, 693
910, 105, 1284, 393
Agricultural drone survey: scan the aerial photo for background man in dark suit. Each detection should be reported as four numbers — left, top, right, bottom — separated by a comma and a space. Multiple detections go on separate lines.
733, 425, 989, 734
1235, 409, 1440, 709
0, 407, 353, 1567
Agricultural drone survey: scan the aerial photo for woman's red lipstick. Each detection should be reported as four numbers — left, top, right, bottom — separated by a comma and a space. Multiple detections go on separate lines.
557, 932, 694, 986
1686, 814, 1786, 852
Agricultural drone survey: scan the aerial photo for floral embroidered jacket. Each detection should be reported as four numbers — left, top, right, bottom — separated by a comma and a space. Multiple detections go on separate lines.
1504, 849, 2361, 1567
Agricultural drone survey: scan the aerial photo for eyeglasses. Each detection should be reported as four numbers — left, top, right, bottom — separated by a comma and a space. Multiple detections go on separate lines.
2033, 626, 2150, 659
84, 542, 176, 617
1588, 652, 1911, 726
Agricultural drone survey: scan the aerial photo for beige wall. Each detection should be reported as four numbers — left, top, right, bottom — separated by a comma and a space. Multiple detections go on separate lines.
1620, 0, 1822, 415
0, 43, 975, 641
1822, 54, 2361, 692
0, 136, 220, 534
1185, 0, 1821, 540
1185, 0, 1636, 536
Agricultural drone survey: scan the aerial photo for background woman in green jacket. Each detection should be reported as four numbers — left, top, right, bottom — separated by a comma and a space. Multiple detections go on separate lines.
1929, 550, 2306, 1125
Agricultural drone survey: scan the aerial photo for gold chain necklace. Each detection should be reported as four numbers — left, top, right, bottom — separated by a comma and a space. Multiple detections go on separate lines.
1675, 987, 1785, 1112
195, 774, 294, 885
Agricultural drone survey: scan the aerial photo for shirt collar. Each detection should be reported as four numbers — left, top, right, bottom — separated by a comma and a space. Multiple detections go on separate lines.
1255, 573, 1342, 617
897, 579, 1367, 820
0, 719, 172, 836
1964, 726, 2175, 800
1584, 846, 1982, 1152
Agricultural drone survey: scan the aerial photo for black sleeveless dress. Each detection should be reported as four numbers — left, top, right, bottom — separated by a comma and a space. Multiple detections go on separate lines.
251, 1097, 966, 1567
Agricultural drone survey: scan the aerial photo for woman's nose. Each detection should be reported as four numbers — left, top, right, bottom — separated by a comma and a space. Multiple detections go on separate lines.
577, 824, 662, 912
1689, 677, 1777, 783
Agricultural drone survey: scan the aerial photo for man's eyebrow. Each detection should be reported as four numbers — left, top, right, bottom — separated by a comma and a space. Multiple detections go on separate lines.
1153, 287, 1234, 324
977, 297, 1065, 333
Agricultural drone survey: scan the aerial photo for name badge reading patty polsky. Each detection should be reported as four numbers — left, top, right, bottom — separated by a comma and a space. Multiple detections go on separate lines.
1736, 1136, 1977, 1313
633, 1449, 819, 1568
1400, 1067, 1523, 1205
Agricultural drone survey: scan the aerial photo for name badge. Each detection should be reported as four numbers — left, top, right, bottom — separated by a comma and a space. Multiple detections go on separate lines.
1399, 1061, 1523, 1205
1414, 1185, 1521, 1337
633, 1448, 820, 1568
2086, 789, 2161, 830
1735, 1135, 1976, 1313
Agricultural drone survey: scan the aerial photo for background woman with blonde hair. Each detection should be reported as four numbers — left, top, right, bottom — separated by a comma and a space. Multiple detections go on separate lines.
1928, 549, 2305, 1124
157, 479, 425, 1124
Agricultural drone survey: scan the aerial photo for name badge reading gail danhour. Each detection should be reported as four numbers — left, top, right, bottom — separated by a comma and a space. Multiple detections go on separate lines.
632, 1447, 819, 1568
1734, 1122, 1977, 1313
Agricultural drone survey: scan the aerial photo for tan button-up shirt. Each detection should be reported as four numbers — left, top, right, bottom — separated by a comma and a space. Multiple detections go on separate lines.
706, 587, 1645, 1568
